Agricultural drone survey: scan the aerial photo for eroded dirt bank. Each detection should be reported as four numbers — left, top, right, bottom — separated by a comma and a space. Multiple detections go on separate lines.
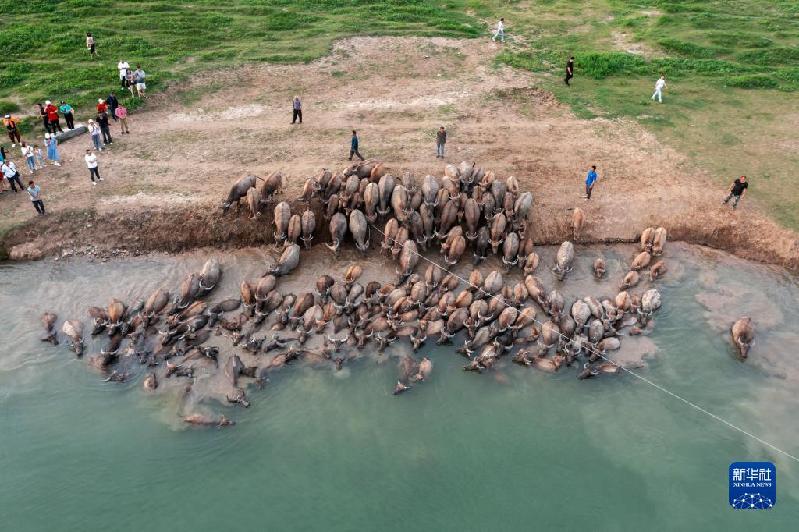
5, 198, 797, 272
1, 37, 797, 270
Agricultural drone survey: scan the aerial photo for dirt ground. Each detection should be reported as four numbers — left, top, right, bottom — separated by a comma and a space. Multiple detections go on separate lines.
2, 37, 797, 269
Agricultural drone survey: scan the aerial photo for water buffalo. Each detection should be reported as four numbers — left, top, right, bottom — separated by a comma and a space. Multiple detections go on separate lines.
652, 227, 667, 255
349, 209, 370, 252
363, 182, 379, 223
301, 209, 316, 249
489, 213, 507, 254
523, 252, 540, 275
286, 214, 302, 246
273, 202, 291, 244
326, 213, 348, 254
246, 187, 261, 219
222, 175, 257, 213
377, 174, 395, 216
621, 270, 640, 290
422, 175, 440, 207
391, 184, 409, 223
444, 235, 466, 265
61, 320, 84, 355
552, 241, 575, 281
199, 258, 221, 293
463, 198, 480, 240
730, 317, 754, 359
593, 256, 606, 279
176, 273, 200, 310
572, 207, 585, 241
501, 231, 520, 269
472, 226, 490, 264
631, 251, 651, 271
640, 227, 655, 252
260, 171, 284, 202
397, 240, 419, 285
270, 244, 301, 277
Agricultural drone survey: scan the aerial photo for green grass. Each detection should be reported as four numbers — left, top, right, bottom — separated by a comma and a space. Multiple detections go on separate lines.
0, 0, 484, 122
494, 0, 799, 230
1, 0, 798, 231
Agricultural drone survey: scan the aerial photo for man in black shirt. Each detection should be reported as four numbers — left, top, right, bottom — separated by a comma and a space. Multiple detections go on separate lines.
722, 176, 748, 209
565, 56, 575, 86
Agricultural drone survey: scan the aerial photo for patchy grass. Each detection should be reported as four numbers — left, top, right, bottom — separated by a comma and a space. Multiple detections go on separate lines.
495, 0, 799, 230
0, 0, 484, 123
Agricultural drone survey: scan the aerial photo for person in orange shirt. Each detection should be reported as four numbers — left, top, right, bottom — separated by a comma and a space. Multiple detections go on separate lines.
3, 114, 21, 146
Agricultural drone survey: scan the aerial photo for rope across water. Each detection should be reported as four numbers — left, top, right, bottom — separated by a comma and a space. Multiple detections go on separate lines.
368, 222, 799, 464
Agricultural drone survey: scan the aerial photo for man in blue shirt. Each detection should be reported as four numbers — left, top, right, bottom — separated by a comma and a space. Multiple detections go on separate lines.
349, 129, 364, 161
27, 180, 45, 215
585, 165, 598, 200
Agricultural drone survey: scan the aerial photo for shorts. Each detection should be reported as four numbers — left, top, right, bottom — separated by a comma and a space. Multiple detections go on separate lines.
136, 82, 146, 90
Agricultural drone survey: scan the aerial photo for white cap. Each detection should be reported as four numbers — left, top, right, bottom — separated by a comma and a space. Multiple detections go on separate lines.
45, 100, 51, 105
98, 99, 104, 103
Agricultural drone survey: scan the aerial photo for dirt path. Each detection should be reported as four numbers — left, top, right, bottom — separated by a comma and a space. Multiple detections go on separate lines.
2, 37, 797, 269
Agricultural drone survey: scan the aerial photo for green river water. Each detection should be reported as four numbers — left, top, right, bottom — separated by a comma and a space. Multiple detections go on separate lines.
1, 243, 797, 531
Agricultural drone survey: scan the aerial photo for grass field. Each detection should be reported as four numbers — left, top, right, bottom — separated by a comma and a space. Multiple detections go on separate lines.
494, 0, 799, 229
1, 0, 798, 229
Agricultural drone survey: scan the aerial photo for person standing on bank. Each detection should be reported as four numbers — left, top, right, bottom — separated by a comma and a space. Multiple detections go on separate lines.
45, 133, 61, 166
651, 74, 666, 103
4, 114, 22, 146
349, 130, 364, 161
125, 68, 136, 97
117, 60, 130, 88
27, 180, 45, 215
88, 119, 103, 151
115, 103, 130, 134
97, 111, 112, 146
45, 101, 63, 133
565, 56, 575, 86
35, 103, 51, 134
106, 92, 119, 122
492, 18, 505, 42
134, 65, 146, 98
722, 176, 748, 210
436, 126, 447, 159
584, 165, 598, 200
86, 32, 97, 58
292, 96, 302, 124
59, 101, 75, 129
85, 149, 103, 185
2, 160, 23, 192
21, 142, 36, 174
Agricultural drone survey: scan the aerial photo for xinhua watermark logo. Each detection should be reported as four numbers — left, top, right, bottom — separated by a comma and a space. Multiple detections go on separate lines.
729, 462, 776, 509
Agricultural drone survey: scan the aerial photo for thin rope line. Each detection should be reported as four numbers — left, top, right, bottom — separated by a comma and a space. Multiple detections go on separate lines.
369, 224, 799, 463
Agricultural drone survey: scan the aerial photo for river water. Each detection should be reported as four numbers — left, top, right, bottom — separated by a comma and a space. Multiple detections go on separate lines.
1, 243, 797, 530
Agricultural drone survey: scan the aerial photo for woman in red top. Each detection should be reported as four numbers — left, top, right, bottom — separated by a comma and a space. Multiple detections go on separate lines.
97, 98, 108, 113
44, 101, 63, 133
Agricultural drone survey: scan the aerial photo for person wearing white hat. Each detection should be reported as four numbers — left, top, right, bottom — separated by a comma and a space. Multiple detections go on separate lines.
44, 100, 63, 133
45, 133, 61, 166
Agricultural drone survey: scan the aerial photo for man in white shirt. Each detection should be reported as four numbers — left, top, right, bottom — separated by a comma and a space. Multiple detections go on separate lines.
85, 149, 103, 185
117, 60, 130, 88
651, 75, 666, 103
2, 160, 23, 192
492, 18, 505, 43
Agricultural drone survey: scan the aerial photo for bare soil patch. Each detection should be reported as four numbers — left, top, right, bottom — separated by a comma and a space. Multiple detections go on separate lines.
2, 37, 797, 270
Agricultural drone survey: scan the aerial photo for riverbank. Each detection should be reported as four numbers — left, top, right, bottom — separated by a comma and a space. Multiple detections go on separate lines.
1, 38, 797, 270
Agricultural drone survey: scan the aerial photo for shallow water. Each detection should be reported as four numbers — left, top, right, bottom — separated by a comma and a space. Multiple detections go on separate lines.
1, 243, 798, 531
